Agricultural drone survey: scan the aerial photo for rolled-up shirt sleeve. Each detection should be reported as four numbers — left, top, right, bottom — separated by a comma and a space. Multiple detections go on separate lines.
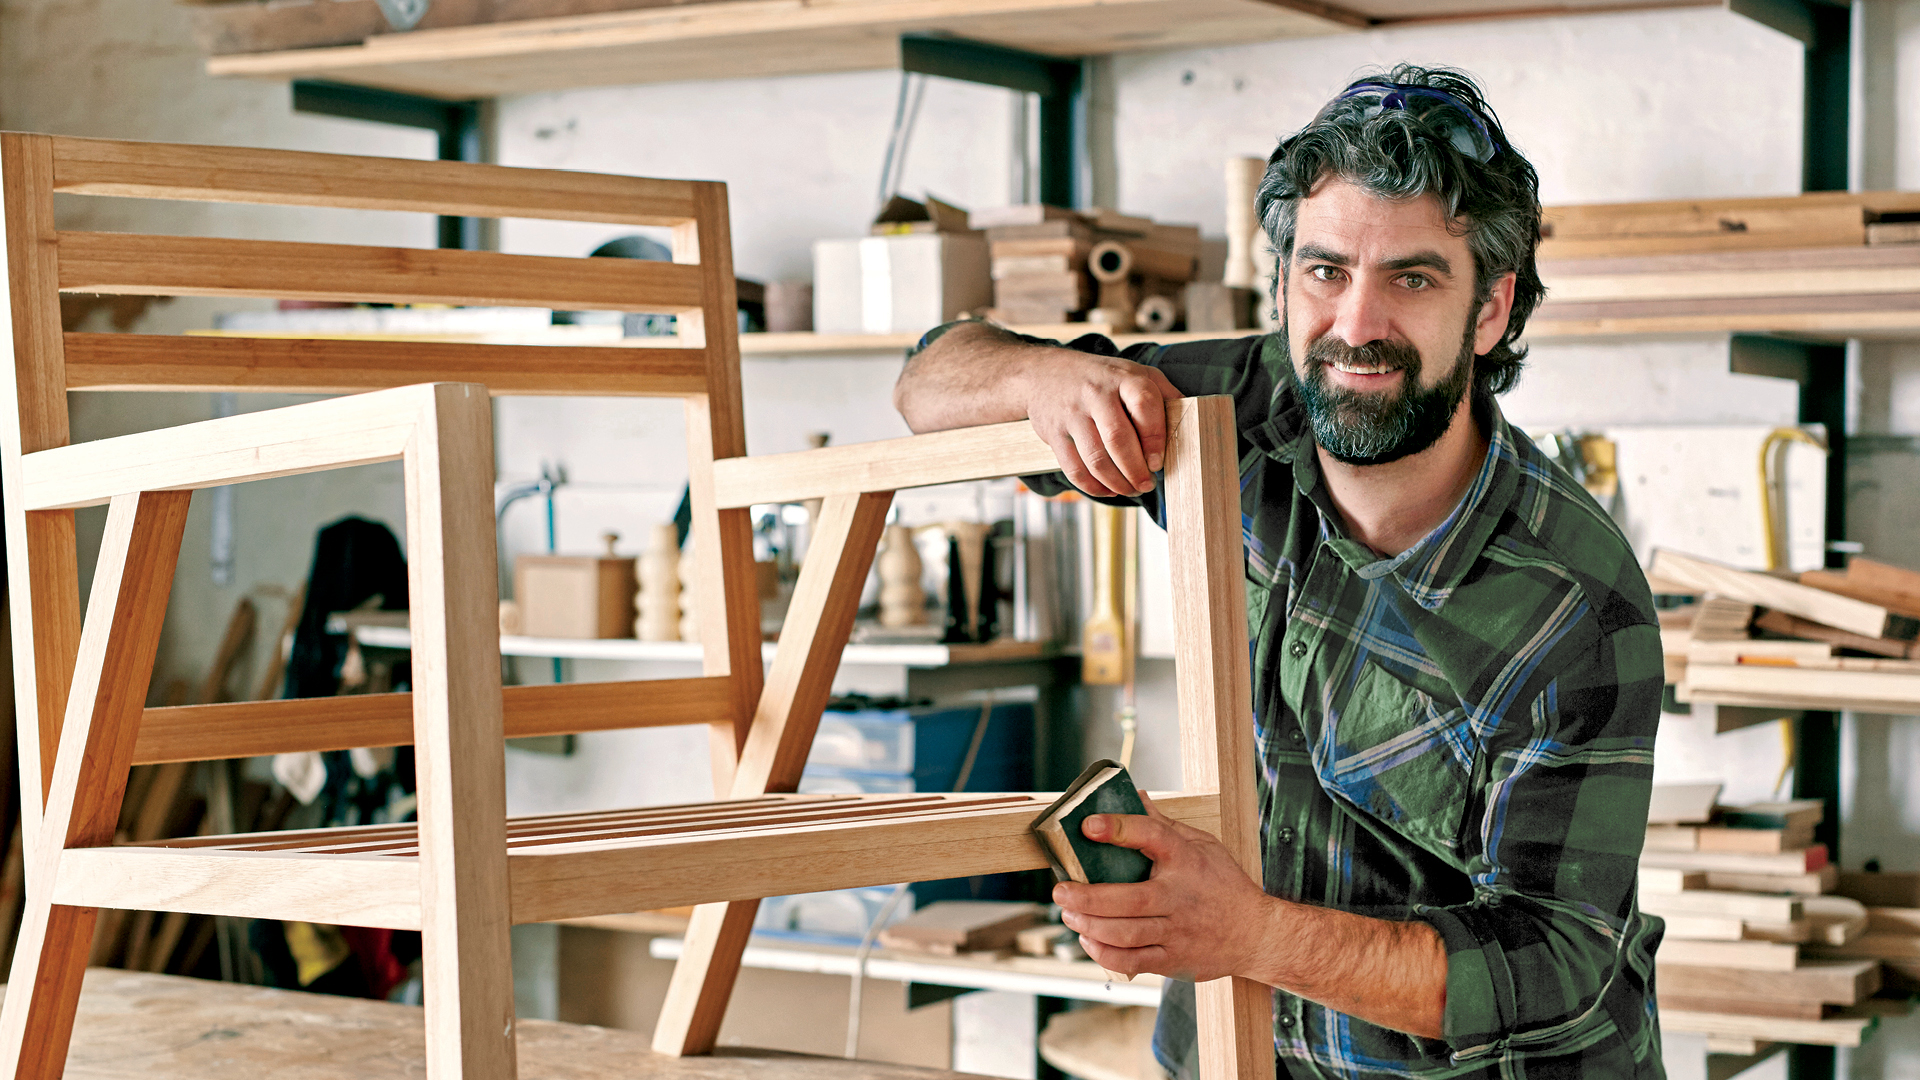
1414, 618, 1664, 1060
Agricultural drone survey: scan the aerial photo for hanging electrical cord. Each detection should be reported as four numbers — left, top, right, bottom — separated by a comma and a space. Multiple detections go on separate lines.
874, 71, 929, 209
844, 692, 996, 1059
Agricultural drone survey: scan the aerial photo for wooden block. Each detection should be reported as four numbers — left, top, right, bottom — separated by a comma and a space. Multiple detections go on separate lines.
1703, 1034, 1777, 1055
1718, 799, 1825, 831
1752, 609, 1912, 658
1837, 871, 1920, 908
1660, 914, 1747, 941
1645, 825, 1699, 851
1649, 782, 1722, 825
1702, 865, 1839, 896
514, 553, 637, 639
1183, 282, 1255, 333
1869, 222, 1920, 245
1658, 1008, 1873, 1047
1651, 549, 1917, 641
1641, 890, 1802, 924
992, 255, 1077, 279
1845, 557, 1920, 606
1697, 824, 1812, 855
984, 220, 1092, 245
1659, 993, 1824, 1020
1741, 919, 1813, 945
989, 237, 1090, 260
993, 271, 1091, 308
1690, 597, 1758, 640
1657, 958, 1878, 1005
876, 900, 1043, 955
1655, 938, 1802, 972
1640, 845, 1828, 875
1799, 569, 1920, 619
1014, 923, 1066, 957
1803, 896, 1869, 946
1640, 867, 1707, 893
1867, 907, 1920, 934
1084, 208, 1152, 236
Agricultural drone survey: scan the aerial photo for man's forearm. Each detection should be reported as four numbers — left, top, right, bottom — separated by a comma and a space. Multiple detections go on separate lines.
1252, 897, 1449, 1039
893, 321, 1054, 433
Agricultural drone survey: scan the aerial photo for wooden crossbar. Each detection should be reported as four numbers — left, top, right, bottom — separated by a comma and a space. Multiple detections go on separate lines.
58, 232, 707, 313
49, 135, 707, 227
51, 847, 422, 929
131, 676, 740, 764
710, 419, 1060, 509
20, 383, 443, 510
64, 334, 709, 397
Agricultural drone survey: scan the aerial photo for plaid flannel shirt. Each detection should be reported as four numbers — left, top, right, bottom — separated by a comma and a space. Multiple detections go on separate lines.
981, 328, 1667, 1079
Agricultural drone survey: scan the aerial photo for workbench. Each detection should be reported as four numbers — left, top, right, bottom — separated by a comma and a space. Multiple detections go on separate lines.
33, 968, 979, 1080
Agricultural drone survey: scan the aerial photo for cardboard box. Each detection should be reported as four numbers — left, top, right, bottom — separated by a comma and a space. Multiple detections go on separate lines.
515, 553, 637, 639
813, 233, 990, 334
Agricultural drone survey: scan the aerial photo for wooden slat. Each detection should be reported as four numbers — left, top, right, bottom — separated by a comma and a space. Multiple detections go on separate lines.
1649, 549, 1908, 641
130, 676, 739, 764
1163, 395, 1271, 1080
711, 419, 1059, 509
63, 333, 708, 397
0, 489, 190, 1080
57, 232, 705, 313
50, 847, 422, 929
0, 132, 83, 847
19, 382, 437, 510
50, 135, 703, 226
509, 792, 1221, 924
1658, 1009, 1873, 1048
402, 383, 516, 1079
1683, 663, 1920, 711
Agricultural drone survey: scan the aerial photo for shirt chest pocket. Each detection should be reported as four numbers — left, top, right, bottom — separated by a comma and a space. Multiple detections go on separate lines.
1317, 662, 1479, 861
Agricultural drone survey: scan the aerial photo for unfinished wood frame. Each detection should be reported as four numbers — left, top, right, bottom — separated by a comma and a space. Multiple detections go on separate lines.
1, 134, 1272, 1080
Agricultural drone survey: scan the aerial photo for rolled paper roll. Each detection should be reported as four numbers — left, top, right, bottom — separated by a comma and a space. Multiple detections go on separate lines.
1089, 240, 1134, 283
1135, 294, 1179, 334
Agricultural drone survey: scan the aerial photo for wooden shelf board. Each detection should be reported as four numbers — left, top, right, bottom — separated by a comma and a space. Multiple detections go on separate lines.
349, 621, 1053, 667
203, 0, 1355, 98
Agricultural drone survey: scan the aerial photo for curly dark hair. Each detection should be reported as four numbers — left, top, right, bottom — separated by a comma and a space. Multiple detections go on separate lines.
1256, 64, 1544, 396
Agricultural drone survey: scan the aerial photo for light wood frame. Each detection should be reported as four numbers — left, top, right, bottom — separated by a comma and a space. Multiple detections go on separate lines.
0, 133, 1272, 1080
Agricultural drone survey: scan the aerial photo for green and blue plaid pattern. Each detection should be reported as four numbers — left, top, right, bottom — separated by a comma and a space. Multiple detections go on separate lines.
1005, 329, 1666, 1079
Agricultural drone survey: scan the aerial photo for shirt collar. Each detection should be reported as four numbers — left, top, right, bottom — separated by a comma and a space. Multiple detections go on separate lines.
1247, 347, 1518, 612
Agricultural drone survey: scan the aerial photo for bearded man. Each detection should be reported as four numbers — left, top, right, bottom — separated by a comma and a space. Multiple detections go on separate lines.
892, 66, 1666, 1079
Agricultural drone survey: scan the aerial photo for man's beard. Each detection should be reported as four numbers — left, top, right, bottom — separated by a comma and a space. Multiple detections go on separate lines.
1284, 315, 1477, 467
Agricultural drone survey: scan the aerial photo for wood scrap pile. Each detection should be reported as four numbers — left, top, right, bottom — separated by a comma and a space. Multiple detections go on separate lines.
1653, 550, 1920, 713
1531, 191, 1920, 337
1642, 784, 1892, 1049
1810, 872, 1920, 995
970, 206, 1200, 332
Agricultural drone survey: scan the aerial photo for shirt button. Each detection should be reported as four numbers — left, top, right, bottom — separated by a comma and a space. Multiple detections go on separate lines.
1278, 1015, 1296, 1029
1277, 827, 1296, 844
1288, 640, 1307, 658
1289, 729, 1304, 743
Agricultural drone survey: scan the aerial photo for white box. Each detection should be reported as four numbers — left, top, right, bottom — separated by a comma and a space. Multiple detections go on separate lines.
812, 233, 990, 335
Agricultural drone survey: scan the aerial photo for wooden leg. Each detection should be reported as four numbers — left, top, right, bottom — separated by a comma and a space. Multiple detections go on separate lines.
650, 899, 758, 1056
404, 385, 515, 1080
0, 489, 190, 1079
1163, 397, 1275, 1080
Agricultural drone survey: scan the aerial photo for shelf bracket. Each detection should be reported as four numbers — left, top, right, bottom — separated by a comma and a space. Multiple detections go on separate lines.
291, 80, 483, 249
899, 35, 1082, 208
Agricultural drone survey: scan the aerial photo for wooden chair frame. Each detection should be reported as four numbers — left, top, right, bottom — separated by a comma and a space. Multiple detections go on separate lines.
0, 133, 1273, 1080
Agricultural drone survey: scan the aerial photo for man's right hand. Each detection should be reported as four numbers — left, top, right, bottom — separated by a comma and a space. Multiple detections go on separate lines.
893, 321, 1183, 498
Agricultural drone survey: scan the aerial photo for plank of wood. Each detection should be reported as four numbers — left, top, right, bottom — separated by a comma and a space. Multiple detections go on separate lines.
1644, 825, 1698, 851
1658, 1008, 1872, 1047
1648, 782, 1722, 825
1687, 639, 1835, 664
1160, 396, 1270, 1080
58, 231, 704, 313
1656, 914, 1747, 941
1808, 933, 1920, 961
1751, 609, 1911, 658
1538, 232, 1920, 277
990, 237, 1090, 260
1641, 890, 1802, 924
711, 419, 1059, 509
1869, 222, 1920, 245
130, 676, 740, 764
877, 901, 1042, 954
1836, 872, 1920, 908
1688, 597, 1756, 641
1540, 224, 1868, 260
63, 333, 709, 397
1799, 569, 1920, 619
1640, 846, 1828, 874
0, 132, 85, 848
1525, 305, 1920, 339
19, 381, 433, 511
1638, 867, 1706, 893
1843, 557, 1920, 607
1696, 825, 1811, 855
50, 135, 703, 226
1701, 866, 1838, 896
1650, 550, 1914, 641
1742, 919, 1814, 945
1654, 940, 1799, 973
1658, 993, 1823, 1021
970, 205, 1081, 230
1657, 958, 1878, 1005
1718, 799, 1825, 830
1867, 907, 1920, 934
652, 899, 758, 1057
400, 384, 516, 1079
0, 489, 190, 1079
1543, 199, 1864, 239
1684, 662, 1920, 711
1545, 265, 1920, 304
1803, 896, 1869, 946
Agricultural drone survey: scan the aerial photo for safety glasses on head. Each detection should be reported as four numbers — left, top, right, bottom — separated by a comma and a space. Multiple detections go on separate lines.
1330, 82, 1502, 164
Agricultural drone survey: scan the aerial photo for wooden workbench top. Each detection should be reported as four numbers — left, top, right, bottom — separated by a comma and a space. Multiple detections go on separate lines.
33, 968, 980, 1079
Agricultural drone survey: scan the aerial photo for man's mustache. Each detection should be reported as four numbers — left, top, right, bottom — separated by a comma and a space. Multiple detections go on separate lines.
1303, 337, 1422, 376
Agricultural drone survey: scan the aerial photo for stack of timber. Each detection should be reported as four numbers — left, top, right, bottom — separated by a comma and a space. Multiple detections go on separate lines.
1642, 787, 1890, 1047
1530, 191, 1920, 337
1813, 872, 1920, 994
1652, 550, 1920, 712
973, 205, 1200, 331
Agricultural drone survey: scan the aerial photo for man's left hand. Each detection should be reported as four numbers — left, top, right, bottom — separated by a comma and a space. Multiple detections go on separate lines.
1053, 793, 1280, 983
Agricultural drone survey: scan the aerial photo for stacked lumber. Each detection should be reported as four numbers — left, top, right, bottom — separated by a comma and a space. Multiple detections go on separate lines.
1532, 192, 1920, 337
972, 205, 1199, 331
1652, 550, 1920, 712
1642, 787, 1890, 1047
1816, 872, 1920, 993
